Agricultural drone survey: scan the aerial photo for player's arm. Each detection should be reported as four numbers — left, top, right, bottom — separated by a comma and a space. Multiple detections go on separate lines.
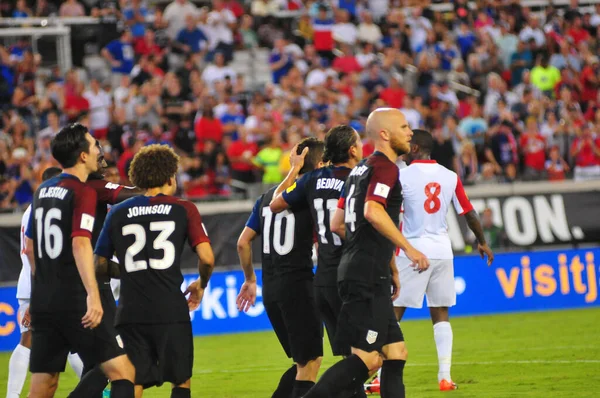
95, 255, 121, 278
389, 254, 400, 301
24, 210, 35, 275
330, 207, 346, 240
115, 186, 145, 202
270, 144, 309, 211
73, 186, 103, 329
452, 177, 494, 266
363, 166, 429, 270
237, 197, 261, 312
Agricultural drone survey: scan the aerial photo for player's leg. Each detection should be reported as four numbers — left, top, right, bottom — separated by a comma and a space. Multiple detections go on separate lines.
282, 280, 323, 397
156, 323, 194, 398
264, 300, 297, 398
7, 301, 32, 398
426, 259, 457, 390
379, 293, 408, 398
29, 373, 60, 398
170, 380, 191, 398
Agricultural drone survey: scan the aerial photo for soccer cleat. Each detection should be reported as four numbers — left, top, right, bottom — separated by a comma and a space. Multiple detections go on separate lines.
364, 376, 380, 394
439, 379, 458, 391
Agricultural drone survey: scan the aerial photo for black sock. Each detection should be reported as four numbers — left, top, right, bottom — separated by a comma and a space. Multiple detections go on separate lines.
272, 365, 297, 398
171, 387, 191, 398
68, 366, 108, 398
292, 380, 314, 398
110, 379, 134, 398
304, 355, 369, 398
380, 360, 406, 398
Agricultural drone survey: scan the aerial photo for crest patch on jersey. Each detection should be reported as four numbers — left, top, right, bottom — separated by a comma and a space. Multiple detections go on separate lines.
80, 214, 94, 232
286, 182, 297, 194
373, 183, 390, 198
366, 330, 378, 344
104, 182, 120, 190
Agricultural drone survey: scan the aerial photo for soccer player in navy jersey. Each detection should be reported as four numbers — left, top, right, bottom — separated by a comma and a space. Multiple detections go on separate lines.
24, 124, 135, 398
95, 144, 214, 398
304, 109, 429, 398
236, 138, 326, 398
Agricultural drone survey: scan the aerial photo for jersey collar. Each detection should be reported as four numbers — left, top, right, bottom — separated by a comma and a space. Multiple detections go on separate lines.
410, 159, 437, 164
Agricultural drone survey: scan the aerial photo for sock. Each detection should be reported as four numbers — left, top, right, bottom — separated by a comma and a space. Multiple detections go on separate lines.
68, 366, 108, 398
7, 344, 30, 398
271, 365, 296, 398
377, 367, 382, 379
291, 380, 314, 398
433, 321, 453, 382
68, 353, 85, 378
380, 359, 406, 398
110, 379, 134, 398
170, 387, 191, 398
303, 355, 369, 398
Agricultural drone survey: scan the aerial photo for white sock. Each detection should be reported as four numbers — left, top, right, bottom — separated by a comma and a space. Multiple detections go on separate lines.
433, 321, 453, 382
7, 344, 30, 397
377, 367, 382, 379
68, 353, 84, 378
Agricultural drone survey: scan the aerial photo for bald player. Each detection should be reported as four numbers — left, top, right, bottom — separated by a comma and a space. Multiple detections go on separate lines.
304, 109, 429, 398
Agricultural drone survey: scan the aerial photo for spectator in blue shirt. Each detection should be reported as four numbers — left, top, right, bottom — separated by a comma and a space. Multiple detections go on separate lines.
220, 97, 245, 141
269, 39, 294, 84
435, 35, 458, 72
175, 15, 208, 57
13, 0, 31, 18
123, 0, 149, 39
510, 40, 533, 87
457, 23, 476, 58
102, 29, 135, 81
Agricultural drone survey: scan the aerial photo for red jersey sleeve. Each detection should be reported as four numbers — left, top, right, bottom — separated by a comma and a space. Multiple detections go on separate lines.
182, 200, 211, 249
88, 179, 124, 205
452, 177, 474, 216
72, 184, 97, 239
365, 160, 399, 207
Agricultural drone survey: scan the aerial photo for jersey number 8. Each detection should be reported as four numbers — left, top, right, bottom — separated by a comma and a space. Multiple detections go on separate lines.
424, 182, 442, 214
123, 221, 176, 272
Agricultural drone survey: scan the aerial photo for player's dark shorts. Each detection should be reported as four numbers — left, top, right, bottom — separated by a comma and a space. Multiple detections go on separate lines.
314, 284, 350, 356
30, 311, 125, 374
264, 279, 323, 365
117, 322, 193, 388
335, 280, 404, 353
81, 286, 118, 373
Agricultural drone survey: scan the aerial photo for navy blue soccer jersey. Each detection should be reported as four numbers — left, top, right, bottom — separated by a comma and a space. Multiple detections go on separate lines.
245, 187, 314, 303
337, 152, 402, 285
25, 173, 97, 314
95, 194, 210, 325
282, 165, 351, 287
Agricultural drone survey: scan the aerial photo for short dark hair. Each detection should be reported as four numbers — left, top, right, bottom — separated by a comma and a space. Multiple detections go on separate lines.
41, 167, 62, 181
411, 129, 434, 155
323, 125, 358, 165
297, 138, 325, 175
129, 144, 180, 189
51, 124, 92, 168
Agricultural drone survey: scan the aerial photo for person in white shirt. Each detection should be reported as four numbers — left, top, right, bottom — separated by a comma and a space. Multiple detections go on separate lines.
203, 0, 237, 62
393, 130, 494, 392
83, 78, 112, 140
399, 95, 422, 129
163, 0, 200, 40
332, 9, 358, 45
357, 11, 382, 45
201, 52, 236, 88
6, 167, 84, 398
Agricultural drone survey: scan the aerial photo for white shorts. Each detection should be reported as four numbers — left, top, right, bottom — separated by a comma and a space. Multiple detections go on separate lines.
393, 257, 456, 309
17, 299, 30, 334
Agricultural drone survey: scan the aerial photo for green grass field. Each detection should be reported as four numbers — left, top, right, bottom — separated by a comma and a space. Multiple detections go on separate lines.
1, 308, 599, 397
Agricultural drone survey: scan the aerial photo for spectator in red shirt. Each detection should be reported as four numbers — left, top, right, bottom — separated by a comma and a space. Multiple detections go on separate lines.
225, 0, 244, 19
520, 117, 546, 180
567, 16, 591, 46
226, 127, 258, 187
570, 124, 600, 181
545, 145, 570, 181
580, 56, 599, 107
378, 75, 406, 109
134, 29, 163, 57
195, 103, 224, 151
312, 5, 334, 61
332, 44, 362, 74
64, 81, 89, 123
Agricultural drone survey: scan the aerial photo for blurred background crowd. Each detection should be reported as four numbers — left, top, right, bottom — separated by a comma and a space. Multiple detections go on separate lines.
1, 0, 600, 211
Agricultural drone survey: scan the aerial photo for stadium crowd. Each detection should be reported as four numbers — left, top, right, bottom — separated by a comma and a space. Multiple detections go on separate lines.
2, 0, 600, 210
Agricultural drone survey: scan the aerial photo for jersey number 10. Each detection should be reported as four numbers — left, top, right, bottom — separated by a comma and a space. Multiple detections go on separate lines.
262, 207, 295, 256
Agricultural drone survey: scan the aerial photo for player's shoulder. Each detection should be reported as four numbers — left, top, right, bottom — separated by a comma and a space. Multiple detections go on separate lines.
262, 186, 277, 204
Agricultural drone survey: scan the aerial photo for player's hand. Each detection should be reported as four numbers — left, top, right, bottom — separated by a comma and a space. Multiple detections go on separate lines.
290, 144, 309, 171
406, 248, 430, 273
236, 279, 257, 312
478, 243, 495, 266
21, 306, 31, 329
82, 294, 103, 329
391, 272, 400, 301
184, 280, 204, 311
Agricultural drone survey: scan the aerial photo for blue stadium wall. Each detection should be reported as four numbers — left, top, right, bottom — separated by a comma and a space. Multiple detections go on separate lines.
0, 247, 598, 352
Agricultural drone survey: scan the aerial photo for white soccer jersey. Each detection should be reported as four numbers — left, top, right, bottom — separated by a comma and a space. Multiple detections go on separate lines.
16, 206, 32, 300
398, 160, 473, 259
